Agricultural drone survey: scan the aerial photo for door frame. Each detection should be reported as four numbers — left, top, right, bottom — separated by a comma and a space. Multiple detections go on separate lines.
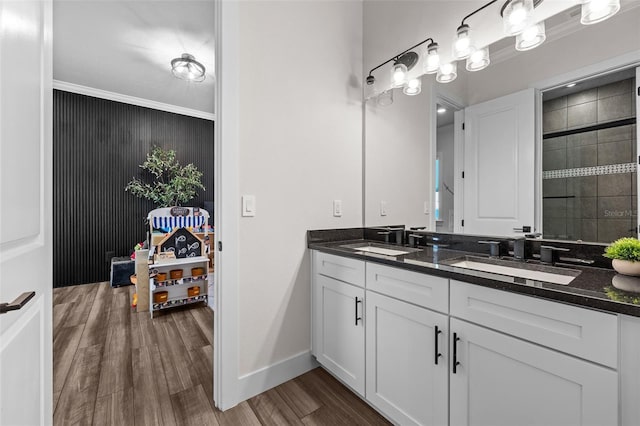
213, 0, 240, 410
531, 50, 640, 238
429, 89, 465, 232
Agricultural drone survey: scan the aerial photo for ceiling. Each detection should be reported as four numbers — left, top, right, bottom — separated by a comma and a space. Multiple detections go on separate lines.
53, 1, 215, 115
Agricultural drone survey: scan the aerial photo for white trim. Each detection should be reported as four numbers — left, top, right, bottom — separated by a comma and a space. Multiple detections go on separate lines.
531, 50, 640, 91
213, 0, 240, 411
237, 351, 318, 403
52, 80, 215, 121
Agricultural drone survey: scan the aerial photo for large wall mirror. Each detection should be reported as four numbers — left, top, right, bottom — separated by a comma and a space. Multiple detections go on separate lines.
363, 1, 640, 245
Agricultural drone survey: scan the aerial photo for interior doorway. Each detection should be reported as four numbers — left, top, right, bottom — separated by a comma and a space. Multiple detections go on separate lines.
51, 1, 218, 422
432, 96, 463, 233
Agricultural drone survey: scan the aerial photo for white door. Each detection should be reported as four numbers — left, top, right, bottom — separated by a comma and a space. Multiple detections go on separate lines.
0, 1, 53, 425
366, 292, 448, 426
314, 274, 365, 396
449, 319, 618, 426
463, 89, 535, 236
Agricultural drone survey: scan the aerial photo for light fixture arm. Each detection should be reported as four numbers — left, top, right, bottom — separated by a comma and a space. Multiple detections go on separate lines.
366, 37, 434, 84
460, 0, 499, 26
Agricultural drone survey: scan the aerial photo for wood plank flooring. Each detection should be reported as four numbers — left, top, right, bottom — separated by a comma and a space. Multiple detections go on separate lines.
54, 282, 390, 425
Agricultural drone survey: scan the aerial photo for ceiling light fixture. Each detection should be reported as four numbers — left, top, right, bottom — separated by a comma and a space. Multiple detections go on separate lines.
515, 21, 546, 50
566, 83, 577, 88
437, 107, 447, 114
171, 53, 206, 82
581, 0, 620, 25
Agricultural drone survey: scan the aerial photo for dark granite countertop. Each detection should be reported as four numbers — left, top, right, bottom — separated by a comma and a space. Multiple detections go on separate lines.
309, 238, 640, 317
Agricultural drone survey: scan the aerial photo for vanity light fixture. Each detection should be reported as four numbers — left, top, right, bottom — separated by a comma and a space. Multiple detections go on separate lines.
365, 0, 621, 102
423, 42, 441, 74
453, 24, 475, 60
377, 89, 394, 106
581, 0, 620, 25
171, 53, 206, 82
403, 77, 422, 96
466, 46, 491, 71
436, 62, 458, 83
515, 21, 546, 51
391, 62, 409, 88
501, 0, 536, 36
366, 39, 431, 88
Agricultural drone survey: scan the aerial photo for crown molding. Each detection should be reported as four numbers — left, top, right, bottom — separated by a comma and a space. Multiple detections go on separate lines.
52, 80, 215, 121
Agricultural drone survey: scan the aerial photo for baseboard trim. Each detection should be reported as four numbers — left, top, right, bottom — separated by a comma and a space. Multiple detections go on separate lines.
237, 350, 318, 402
52, 80, 215, 121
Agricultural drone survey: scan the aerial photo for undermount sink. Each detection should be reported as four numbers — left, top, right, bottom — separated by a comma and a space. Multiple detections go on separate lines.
443, 256, 581, 285
340, 242, 421, 257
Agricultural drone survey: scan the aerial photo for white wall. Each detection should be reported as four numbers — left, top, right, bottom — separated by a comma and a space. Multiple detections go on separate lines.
234, 0, 363, 379
365, 88, 431, 228
467, 5, 640, 104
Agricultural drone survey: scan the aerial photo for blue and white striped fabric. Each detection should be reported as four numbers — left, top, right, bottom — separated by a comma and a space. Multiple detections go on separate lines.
152, 215, 206, 230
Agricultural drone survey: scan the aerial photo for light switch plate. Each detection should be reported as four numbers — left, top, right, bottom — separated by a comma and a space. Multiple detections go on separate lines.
333, 200, 342, 217
424, 201, 430, 215
242, 195, 256, 217
380, 201, 387, 216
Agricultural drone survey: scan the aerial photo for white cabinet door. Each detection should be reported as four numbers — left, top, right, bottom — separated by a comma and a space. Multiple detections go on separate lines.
366, 292, 448, 426
314, 274, 365, 396
463, 89, 535, 236
0, 1, 53, 425
449, 318, 618, 426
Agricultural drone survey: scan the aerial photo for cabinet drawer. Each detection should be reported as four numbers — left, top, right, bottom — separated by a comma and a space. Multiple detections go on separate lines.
367, 263, 448, 313
450, 280, 618, 368
313, 251, 365, 287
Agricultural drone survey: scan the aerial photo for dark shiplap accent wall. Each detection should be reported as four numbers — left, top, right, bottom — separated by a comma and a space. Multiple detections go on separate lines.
53, 90, 214, 287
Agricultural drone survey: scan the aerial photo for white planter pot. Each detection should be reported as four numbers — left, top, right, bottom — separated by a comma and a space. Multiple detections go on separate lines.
612, 259, 640, 276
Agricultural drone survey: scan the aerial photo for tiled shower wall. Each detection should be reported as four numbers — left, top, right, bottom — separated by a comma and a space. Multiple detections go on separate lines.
542, 78, 637, 243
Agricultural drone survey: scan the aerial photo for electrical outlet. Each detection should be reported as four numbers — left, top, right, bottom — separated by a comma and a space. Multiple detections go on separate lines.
333, 200, 342, 217
380, 201, 387, 216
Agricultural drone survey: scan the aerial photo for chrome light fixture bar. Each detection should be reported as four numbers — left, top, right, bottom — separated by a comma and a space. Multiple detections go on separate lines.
171, 53, 206, 82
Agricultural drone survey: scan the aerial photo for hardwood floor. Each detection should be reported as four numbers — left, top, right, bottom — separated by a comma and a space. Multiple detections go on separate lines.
53, 282, 390, 425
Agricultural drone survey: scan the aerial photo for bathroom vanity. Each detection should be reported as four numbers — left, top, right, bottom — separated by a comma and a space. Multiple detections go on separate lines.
309, 228, 640, 426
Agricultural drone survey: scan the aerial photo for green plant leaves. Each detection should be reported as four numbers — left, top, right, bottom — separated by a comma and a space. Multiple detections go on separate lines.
125, 146, 205, 207
603, 237, 640, 261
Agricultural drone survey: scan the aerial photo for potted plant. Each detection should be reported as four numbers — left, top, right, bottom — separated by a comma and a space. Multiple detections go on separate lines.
125, 146, 205, 207
603, 237, 640, 276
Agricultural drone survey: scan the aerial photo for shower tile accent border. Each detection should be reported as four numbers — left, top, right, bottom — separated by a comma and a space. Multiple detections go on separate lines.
543, 163, 637, 180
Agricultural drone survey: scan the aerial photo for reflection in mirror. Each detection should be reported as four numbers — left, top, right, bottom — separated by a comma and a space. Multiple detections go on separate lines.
542, 67, 638, 243
435, 103, 458, 232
